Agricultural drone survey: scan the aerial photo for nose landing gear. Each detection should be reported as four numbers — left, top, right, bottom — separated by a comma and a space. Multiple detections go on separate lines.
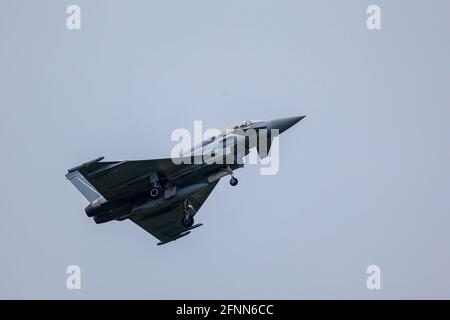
227, 166, 238, 186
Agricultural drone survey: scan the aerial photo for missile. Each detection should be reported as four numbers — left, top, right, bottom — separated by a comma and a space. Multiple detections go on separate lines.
132, 183, 209, 216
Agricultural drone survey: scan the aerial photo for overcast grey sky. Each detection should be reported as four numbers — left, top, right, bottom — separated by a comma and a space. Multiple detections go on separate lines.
1, 0, 450, 299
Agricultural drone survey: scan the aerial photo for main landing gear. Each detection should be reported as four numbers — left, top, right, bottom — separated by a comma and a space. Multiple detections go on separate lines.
181, 198, 196, 228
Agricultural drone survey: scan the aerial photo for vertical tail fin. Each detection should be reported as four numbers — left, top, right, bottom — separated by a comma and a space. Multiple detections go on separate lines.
65, 170, 103, 202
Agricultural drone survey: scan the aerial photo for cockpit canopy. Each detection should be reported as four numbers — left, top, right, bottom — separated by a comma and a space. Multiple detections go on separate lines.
219, 120, 264, 137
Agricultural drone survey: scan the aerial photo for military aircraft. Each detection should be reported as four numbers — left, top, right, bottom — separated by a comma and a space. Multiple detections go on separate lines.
65, 116, 304, 245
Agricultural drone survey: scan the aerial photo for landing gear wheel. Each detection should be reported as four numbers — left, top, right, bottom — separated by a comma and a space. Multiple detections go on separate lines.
182, 215, 194, 228
149, 187, 161, 199
230, 177, 238, 186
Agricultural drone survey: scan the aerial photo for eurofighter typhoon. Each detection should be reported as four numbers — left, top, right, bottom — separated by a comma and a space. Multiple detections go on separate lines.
66, 116, 304, 245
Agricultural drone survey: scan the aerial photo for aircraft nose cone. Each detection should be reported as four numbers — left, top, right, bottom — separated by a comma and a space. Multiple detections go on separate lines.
271, 116, 305, 133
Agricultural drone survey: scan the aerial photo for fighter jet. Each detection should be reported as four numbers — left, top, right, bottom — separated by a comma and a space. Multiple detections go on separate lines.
65, 116, 304, 245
